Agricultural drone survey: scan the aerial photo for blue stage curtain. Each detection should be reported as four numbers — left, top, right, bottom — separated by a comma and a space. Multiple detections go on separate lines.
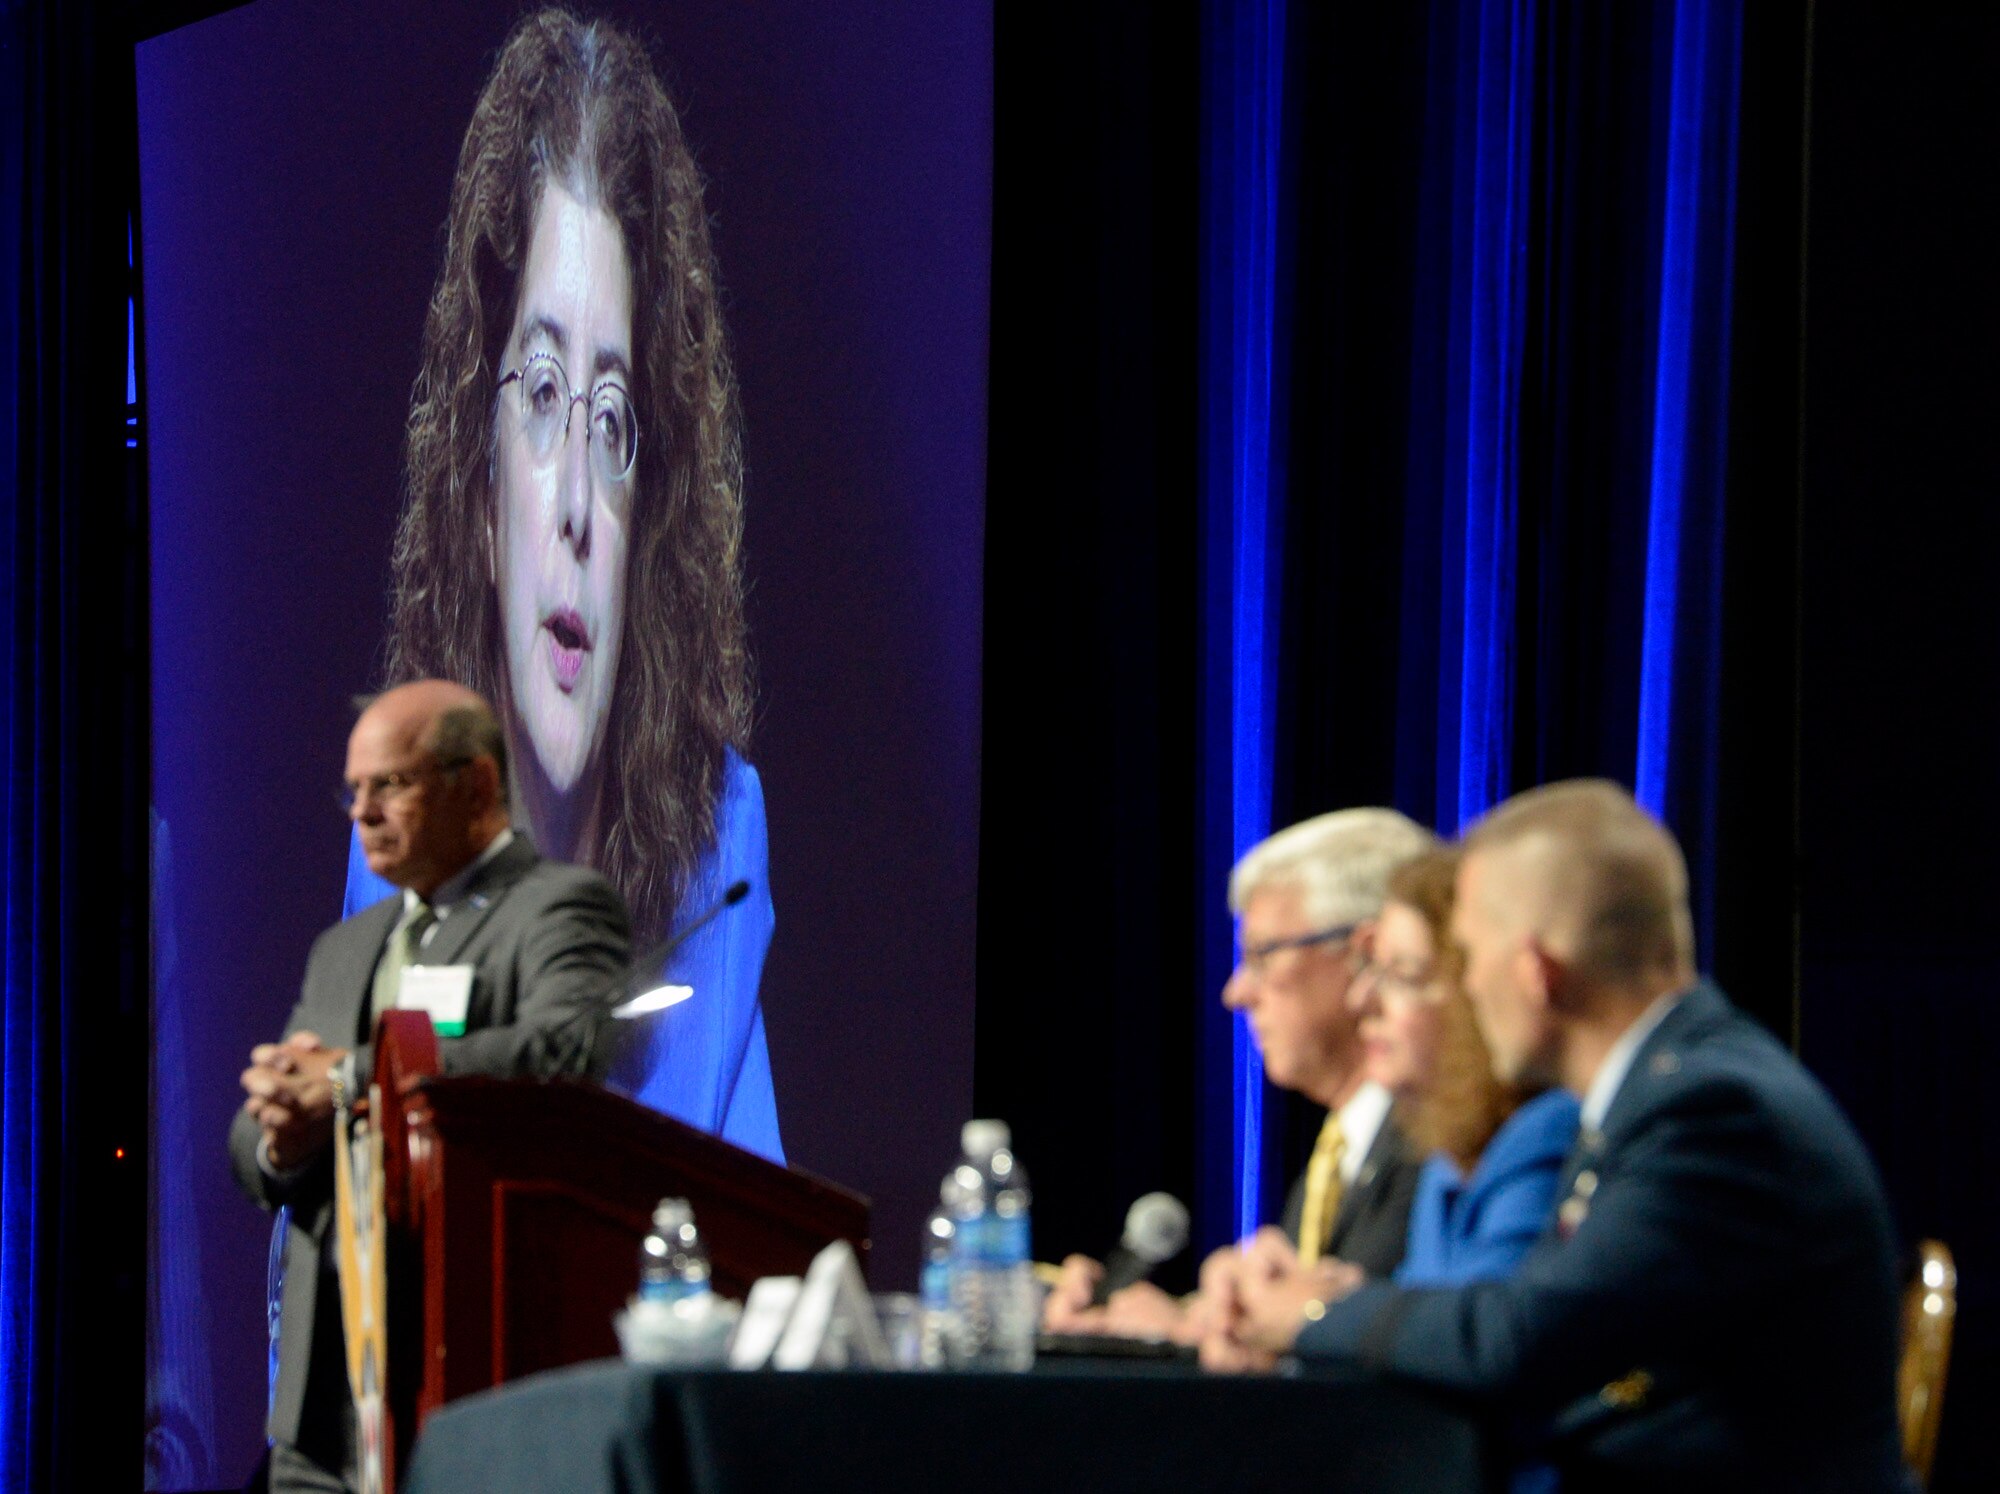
1196, 0, 1745, 1252
3, 2, 147, 1485
1633, 0, 1741, 964
1427, 0, 1535, 835
1197, 0, 1290, 1247
1, 7, 36, 1483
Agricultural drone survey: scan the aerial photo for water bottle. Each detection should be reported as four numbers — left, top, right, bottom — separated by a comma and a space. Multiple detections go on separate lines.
638, 1197, 711, 1305
920, 1176, 961, 1369
949, 1119, 1034, 1371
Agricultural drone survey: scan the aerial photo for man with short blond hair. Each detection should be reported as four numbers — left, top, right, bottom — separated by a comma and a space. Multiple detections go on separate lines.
1207, 780, 1905, 1493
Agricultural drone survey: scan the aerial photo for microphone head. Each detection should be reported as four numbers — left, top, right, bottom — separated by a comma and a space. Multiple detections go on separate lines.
1120, 1192, 1190, 1265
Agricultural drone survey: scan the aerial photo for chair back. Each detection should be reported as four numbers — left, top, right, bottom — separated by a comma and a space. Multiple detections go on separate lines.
1898, 1239, 1955, 1487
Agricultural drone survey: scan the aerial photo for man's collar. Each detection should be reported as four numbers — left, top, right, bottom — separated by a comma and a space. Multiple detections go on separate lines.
1578, 986, 1686, 1130
403, 826, 515, 916
1335, 1081, 1392, 1181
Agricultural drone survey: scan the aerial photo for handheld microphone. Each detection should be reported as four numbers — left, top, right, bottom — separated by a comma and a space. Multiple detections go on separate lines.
1090, 1192, 1191, 1305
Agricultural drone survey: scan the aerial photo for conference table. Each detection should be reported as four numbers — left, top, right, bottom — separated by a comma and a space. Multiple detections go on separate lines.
401, 1354, 1492, 1493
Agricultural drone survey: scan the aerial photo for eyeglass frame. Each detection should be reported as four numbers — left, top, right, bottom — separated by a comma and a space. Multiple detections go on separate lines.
338, 756, 472, 816
1237, 920, 1366, 978
495, 350, 640, 487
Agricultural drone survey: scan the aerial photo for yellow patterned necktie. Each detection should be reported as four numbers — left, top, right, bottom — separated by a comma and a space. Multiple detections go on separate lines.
1296, 1113, 1348, 1267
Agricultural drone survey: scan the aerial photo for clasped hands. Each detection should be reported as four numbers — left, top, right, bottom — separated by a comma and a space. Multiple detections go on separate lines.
1042, 1225, 1365, 1371
240, 1031, 350, 1173
1194, 1227, 1364, 1371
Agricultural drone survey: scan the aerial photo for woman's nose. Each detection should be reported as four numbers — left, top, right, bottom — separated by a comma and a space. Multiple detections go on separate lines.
556, 401, 593, 558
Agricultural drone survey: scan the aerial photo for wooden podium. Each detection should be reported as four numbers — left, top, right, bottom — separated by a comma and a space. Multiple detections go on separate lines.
340, 1011, 870, 1492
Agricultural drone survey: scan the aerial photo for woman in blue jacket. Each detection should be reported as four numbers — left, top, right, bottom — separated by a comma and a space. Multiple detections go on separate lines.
1350, 849, 1577, 1287
349, 10, 781, 1160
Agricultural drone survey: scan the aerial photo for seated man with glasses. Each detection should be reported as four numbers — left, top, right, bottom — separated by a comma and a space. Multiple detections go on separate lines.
1043, 808, 1437, 1344
231, 679, 631, 1494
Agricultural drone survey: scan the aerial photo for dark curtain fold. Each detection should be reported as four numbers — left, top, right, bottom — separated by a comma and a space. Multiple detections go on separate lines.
3, 1, 149, 1487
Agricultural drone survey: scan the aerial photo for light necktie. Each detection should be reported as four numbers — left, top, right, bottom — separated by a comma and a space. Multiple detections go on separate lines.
369, 900, 437, 1029
1296, 1112, 1348, 1267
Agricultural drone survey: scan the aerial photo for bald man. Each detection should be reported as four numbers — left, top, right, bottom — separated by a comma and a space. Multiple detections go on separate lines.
1206, 781, 1904, 1494
231, 682, 631, 1493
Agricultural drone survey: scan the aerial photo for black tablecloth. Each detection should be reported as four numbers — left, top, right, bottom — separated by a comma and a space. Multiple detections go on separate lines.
402, 1357, 1491, 1493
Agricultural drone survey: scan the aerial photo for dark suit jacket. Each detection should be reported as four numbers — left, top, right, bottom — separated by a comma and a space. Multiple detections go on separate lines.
228, 833, 631, 1455
1295, 983, 1906, 1493
1278, 1107, 1424, 1278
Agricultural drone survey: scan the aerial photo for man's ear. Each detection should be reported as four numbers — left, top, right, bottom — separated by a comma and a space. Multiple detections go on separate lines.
1512, 940, 1576, 1024
1514, 936, 1565, 1017
1351, 918, 1379, 963
466, 754, 504, 815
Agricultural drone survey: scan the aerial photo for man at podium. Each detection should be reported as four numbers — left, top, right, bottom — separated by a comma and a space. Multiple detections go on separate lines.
230, 680, 632, 1493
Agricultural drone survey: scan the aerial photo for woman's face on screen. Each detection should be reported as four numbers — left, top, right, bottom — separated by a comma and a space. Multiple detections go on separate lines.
491, 180, 635, 800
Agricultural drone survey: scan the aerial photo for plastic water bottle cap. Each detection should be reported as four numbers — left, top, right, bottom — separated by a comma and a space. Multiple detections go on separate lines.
653, 1197, 693, 1230
961, 1119, 1010, 1159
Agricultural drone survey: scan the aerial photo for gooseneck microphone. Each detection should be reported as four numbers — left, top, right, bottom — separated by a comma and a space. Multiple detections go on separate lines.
648, 879, 750, 970
1090, 1192, 1191, 1305
539, 879, 753, 1071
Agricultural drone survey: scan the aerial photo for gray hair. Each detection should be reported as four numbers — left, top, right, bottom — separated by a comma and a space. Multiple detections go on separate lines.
1227, 808, 1437, 928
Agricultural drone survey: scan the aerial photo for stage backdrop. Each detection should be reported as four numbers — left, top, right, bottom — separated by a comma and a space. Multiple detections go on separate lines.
138, 3, 990, 1485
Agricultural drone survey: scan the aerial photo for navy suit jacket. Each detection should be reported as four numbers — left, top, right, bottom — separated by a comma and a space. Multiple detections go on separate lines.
1295, 983, 1906, 1493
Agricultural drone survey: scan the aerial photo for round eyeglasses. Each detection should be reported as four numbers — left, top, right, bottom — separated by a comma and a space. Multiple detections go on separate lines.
497, 352, 639, 486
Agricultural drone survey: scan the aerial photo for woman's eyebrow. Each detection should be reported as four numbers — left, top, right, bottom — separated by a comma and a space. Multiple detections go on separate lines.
520, 312, 567, 354
520, 312, 629, 384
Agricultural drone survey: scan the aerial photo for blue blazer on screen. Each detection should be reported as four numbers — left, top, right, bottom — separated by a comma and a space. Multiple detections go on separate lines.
345, 748, 784, 1163
1394, 1086, 1579, 1288
1297, 982, 1906, 1494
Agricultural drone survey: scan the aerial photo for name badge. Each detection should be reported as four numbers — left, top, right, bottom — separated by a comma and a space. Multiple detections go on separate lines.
398, 965, 474, 1037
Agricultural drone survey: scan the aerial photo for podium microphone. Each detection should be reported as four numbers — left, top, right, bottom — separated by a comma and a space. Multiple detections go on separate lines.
542, 879, 753, 1070
650, 879, 750, 970
1090, 1193, 1191, 1305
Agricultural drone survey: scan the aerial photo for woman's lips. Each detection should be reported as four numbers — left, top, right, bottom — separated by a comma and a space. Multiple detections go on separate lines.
543, 609, 591, 692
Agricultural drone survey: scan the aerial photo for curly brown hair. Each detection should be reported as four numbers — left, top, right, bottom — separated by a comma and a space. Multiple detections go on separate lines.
384, 8, 750, 940
1386, 848, 1539, 1171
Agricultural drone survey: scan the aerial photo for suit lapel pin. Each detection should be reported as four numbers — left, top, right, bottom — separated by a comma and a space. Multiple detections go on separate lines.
1556, 1171, 1597, 1238
1649, 1051, 1681, 1077
1558, 1195, 1589, 1239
